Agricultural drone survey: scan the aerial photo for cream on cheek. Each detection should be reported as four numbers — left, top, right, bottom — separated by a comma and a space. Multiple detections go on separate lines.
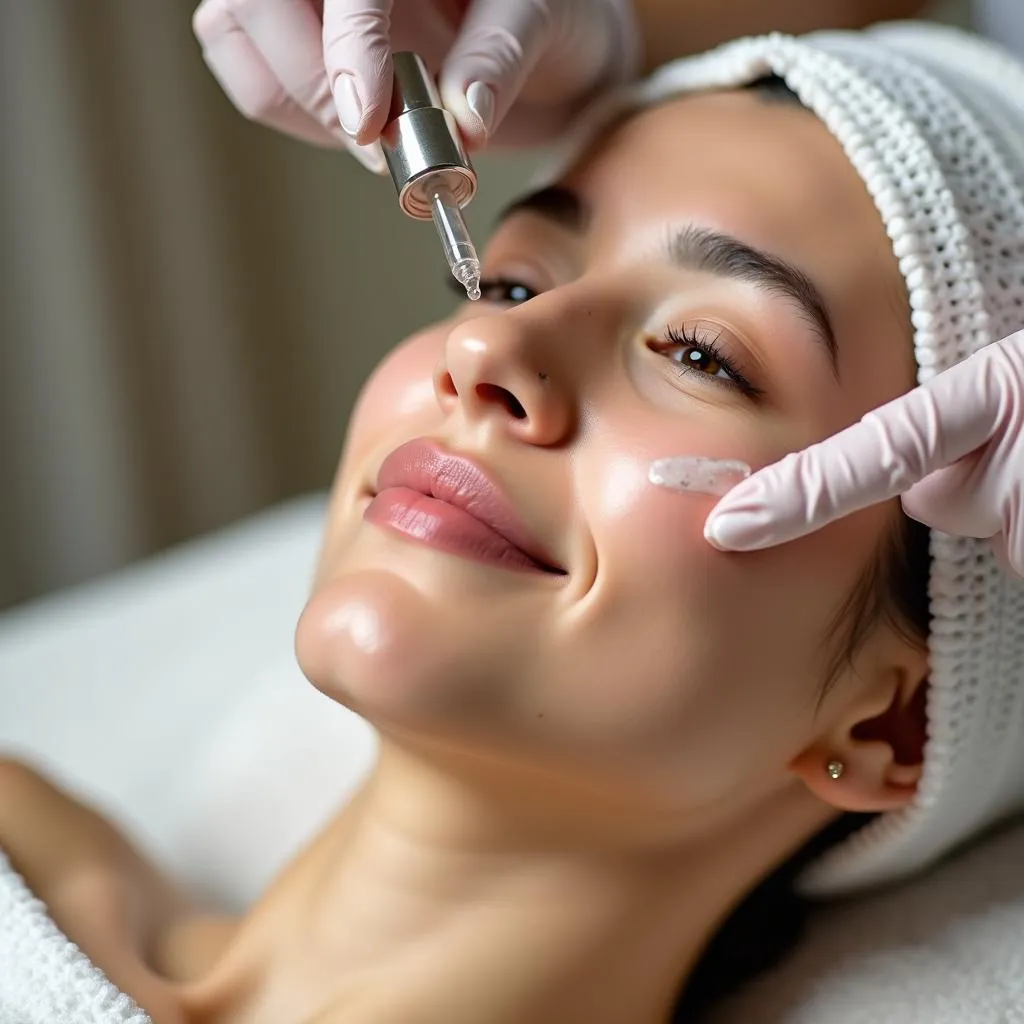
595, 426, 883, 608
583, 383, 791, 525
649, 455, 750, 496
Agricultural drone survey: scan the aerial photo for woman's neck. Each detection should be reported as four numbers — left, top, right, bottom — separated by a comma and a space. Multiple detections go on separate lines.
186, 736, 832, 1023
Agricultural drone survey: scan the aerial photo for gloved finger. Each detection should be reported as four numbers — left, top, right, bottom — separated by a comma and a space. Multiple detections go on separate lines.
226, 0, 356, 142
438, 0, 554, 146
194, 0, 347, 148
904, 453, 1024, 580
322, 0, 394, 145
704, 338, 1015, 551
900, 447, 1004, 537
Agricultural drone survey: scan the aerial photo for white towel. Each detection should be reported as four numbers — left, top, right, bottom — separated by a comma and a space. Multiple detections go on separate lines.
710, 817, 1024, 1023
0, 850, 151, 1024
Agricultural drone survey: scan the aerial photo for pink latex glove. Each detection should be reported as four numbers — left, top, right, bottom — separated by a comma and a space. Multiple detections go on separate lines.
704, 329, 1024, 579
192, 0, 639, 173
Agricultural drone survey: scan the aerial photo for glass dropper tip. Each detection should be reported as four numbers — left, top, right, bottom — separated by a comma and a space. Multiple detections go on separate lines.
452, 257, 481, 301
428, 177, 481, 301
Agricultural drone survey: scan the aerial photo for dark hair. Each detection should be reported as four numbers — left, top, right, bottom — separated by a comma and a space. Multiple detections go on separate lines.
669, 75, 934, 1020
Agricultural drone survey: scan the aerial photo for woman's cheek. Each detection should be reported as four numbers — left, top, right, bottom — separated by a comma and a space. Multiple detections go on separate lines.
605, 462, 722, 579
580, 446, 726, 613
315, 326, 447, 585
581, 408, 792, 570
584, 436, 880, 657
342, 326, 447, 465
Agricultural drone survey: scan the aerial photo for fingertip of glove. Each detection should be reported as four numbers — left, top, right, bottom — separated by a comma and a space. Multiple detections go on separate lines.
465, 81, 496, 138
704, 507, 775, 551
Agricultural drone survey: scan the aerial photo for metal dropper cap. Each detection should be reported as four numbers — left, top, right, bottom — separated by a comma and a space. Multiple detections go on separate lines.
380, 52, 481, 299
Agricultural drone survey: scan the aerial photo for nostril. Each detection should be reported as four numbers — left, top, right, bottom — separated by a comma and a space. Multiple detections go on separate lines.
438, 371, 459, 400
476, 383, 527, 420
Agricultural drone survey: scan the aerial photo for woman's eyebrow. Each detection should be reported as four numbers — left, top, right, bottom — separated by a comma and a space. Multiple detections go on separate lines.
495, 186, 590, 233
665, 225, 839, 380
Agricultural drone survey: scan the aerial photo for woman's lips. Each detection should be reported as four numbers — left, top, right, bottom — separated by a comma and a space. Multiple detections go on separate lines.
364, 439, 565, 575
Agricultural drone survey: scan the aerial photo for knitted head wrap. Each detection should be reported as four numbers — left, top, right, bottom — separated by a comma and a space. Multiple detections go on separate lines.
546, 22, 1024, 896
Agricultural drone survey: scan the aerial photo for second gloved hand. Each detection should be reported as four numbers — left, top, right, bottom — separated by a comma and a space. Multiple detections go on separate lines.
703, 328, 1024, 579
193, 0, 640, 173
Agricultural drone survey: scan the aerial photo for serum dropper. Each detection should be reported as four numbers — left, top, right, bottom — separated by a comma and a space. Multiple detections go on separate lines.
379, 52, 482, 301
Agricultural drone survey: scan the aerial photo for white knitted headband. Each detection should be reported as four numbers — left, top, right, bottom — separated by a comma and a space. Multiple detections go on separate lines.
545, 22, 1024, 895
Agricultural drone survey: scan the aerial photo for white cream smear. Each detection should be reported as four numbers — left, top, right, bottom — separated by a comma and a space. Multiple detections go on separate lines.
648, 456, 751, 498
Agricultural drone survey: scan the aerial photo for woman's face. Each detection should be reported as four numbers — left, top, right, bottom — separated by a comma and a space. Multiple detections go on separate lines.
297, 89, 919, 818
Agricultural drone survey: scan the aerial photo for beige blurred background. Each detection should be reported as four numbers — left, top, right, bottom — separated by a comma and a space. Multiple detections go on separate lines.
0, 0, 974, 611
0, 0, 542, 610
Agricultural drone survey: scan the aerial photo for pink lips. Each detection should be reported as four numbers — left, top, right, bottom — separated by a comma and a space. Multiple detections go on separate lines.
365, 439, 564, 575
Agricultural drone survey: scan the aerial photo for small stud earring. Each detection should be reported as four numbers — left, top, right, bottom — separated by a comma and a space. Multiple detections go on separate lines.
826, 759, 845, 780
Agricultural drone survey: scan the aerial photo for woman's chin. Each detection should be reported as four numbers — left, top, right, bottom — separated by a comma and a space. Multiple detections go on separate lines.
295, 569, 497, 729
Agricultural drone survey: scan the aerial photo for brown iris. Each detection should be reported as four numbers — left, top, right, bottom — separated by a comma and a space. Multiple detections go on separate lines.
675, 345, 724, 377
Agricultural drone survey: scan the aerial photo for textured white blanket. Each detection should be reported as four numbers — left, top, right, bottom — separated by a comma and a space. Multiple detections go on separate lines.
0, 851, 151, 1024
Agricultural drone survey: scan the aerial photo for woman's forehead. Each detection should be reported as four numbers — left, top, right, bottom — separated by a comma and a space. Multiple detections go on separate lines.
558, 89, 911, 381
565, 91, 872, 248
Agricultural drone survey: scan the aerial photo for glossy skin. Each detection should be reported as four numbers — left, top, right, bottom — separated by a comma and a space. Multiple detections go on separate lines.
2, 91, 930, 1023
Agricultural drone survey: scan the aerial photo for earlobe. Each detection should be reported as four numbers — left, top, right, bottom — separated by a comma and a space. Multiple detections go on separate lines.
790, 744, 922, 812
790, 673, 929, 814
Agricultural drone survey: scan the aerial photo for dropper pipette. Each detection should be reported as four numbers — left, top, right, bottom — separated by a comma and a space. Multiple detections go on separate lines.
378, 52, 482, 301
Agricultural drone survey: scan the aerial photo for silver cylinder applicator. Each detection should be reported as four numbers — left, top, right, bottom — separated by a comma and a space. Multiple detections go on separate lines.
380, 52, 481, 300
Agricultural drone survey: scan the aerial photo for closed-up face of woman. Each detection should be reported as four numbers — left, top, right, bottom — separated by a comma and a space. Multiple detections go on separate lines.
296, 85, 928, 834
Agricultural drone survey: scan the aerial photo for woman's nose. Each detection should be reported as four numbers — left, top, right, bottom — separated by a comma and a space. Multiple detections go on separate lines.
434, 307, 575, 445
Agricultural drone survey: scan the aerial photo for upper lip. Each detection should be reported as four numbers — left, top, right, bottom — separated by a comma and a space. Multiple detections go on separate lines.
373, 439, 565, 574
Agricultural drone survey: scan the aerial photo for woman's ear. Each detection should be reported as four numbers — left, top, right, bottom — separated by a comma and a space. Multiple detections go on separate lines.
790, 658, 929, 813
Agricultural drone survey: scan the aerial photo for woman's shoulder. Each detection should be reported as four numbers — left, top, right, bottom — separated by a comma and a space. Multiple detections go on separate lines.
0, 756, 226, 1022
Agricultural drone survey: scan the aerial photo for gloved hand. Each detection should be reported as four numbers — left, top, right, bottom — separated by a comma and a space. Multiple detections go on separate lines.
704, 329, 1024, 579
192, 0, 639, 173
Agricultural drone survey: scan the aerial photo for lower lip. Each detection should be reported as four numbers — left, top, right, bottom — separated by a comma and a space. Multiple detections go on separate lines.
364, 487, 549, 573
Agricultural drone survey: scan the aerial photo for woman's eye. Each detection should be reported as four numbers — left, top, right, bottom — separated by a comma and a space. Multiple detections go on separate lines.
669, 343, 730, 380
647, 325, 762, 398
477, 278, 538, 305
650, 326, 736, 383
